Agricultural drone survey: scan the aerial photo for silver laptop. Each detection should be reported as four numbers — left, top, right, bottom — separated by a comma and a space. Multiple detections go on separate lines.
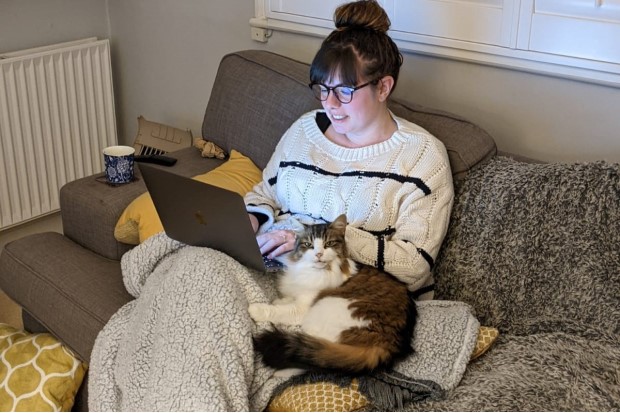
139, 163, 283, 272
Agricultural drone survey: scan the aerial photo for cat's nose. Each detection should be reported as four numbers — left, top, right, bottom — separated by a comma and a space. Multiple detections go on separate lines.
316, 252, 323, 259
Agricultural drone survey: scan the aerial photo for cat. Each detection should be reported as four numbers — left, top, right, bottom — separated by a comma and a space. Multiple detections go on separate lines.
248, 214, 417, 375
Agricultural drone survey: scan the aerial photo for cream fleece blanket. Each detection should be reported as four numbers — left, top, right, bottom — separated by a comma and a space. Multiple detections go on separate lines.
88, 233, 284, 411
89, 233, 479, 411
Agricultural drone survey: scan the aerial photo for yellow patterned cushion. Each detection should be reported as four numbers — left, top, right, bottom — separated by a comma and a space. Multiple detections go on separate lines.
0, 323, 87, 412
268, 379, 368, 412
470, 326, 500, 360
267, 326, 499, 412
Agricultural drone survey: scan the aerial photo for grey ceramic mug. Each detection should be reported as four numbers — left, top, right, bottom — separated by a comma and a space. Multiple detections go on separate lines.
103, 145, 135, 184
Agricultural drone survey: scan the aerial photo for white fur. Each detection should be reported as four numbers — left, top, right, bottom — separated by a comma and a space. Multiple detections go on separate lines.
248, 238, 357, 328
273, 368, 305, 378
301, 296, 369, 342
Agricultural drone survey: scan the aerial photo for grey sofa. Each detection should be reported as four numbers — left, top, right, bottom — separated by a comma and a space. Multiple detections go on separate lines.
1, 50, 618, 411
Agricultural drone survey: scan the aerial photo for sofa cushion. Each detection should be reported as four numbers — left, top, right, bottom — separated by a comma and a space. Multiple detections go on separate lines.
203, 50, 496, 178
434, 156, 620, 336
388, 101, 496, 179
0, 233, 132, 362
114, 150, 262, 244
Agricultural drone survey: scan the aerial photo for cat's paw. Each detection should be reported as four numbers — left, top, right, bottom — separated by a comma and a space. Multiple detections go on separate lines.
272, 297, 294, 305
274, 368, 306, 378
248, 303, 273, 322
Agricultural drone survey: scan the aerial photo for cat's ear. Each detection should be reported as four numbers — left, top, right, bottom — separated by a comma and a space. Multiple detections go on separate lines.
331, 214, 348, 232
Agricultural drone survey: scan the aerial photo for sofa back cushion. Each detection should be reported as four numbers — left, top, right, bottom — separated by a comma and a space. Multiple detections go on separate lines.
203, 50, 496, 178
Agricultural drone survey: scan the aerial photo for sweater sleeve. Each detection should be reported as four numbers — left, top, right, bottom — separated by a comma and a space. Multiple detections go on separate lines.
345, 142, 454, 296
244, 120, 299, 232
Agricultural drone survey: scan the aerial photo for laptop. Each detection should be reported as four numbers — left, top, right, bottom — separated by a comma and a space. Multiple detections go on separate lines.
139, 163, 284, 272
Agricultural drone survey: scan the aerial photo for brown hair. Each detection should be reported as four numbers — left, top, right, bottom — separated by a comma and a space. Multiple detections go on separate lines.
310, 0, 403, 94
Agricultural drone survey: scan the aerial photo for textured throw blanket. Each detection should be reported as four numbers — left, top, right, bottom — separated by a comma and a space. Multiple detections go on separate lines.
89, 233, 479, 411
89, 234, 281, 411
412, 157, 620, 411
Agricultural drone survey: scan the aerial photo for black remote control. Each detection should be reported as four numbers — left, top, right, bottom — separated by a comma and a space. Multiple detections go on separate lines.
135, 154, 177, 166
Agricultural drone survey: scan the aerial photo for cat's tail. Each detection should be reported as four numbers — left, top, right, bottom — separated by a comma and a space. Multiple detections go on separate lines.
253, 328, 397, 374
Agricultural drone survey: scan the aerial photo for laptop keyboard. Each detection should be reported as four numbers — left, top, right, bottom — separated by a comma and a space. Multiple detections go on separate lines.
262, 256, 284, 271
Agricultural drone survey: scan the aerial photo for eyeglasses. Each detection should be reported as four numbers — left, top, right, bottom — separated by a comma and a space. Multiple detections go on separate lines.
308, 80, 376, 104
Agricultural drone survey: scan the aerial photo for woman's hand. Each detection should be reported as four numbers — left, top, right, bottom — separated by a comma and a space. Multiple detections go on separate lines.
256, 230, 296, 258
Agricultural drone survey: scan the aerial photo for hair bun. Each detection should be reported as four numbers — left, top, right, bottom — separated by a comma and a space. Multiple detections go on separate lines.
334, 0, 391, 33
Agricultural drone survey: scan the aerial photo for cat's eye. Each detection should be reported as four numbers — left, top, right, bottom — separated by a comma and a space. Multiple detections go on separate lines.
301, 242, 313, 248
324, 241, 338, 248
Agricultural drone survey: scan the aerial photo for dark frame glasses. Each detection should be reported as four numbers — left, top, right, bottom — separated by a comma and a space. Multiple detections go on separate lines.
308, 80, 377, 104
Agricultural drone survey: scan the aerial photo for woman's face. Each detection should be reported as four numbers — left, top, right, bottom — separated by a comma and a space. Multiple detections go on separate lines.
321, 74, 390, 142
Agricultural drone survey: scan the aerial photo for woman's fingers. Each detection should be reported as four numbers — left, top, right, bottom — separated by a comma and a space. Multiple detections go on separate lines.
256, 230, 295, 257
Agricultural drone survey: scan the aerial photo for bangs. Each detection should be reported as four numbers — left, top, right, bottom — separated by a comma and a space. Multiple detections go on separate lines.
309, 45, 360, 86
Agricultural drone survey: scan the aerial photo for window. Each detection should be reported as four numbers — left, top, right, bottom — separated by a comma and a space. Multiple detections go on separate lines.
251, 0, 620, 86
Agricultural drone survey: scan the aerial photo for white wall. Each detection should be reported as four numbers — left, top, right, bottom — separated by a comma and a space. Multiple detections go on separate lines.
395, 53, 620, 162
0, 0, 109, 52
2, 1, 619, 163
106, 0, 269, 148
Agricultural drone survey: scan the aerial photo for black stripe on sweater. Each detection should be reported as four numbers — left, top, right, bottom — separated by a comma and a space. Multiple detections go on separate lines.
376, 235, 385, 271
364, 227, 396, 237
417, 247, 435, 270
410, 284, 435, 299
363, 228, 434, 271
278, 161, 431, 195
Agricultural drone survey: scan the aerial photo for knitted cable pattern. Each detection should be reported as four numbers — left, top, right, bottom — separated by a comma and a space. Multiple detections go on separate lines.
245, 110, 453, 294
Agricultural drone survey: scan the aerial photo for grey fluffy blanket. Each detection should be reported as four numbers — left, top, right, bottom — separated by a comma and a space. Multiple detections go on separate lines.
408, 156, 620, 411
88, 232, 480, 411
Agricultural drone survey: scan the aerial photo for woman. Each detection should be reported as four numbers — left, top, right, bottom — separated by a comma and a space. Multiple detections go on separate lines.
246, 0, 453, 299
90, 1, 454, 410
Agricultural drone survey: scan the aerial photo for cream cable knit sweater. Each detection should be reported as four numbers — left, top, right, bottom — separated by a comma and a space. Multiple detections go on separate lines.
245, 110, 454, 296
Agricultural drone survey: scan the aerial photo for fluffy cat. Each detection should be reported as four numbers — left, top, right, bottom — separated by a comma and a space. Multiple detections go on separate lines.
248, 214, 417, 375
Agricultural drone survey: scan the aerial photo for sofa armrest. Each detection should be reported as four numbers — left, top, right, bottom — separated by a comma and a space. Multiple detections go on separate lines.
60, 171, 147, 260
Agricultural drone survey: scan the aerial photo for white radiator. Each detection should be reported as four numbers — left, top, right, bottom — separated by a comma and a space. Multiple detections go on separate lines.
0, 38, 117, 230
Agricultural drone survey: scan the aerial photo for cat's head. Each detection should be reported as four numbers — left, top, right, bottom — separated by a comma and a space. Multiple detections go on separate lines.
288, 214, 354, 274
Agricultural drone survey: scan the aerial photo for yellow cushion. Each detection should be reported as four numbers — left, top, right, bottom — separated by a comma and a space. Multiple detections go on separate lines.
269, 379, 368, 412
469, 325, 499, 360
114, 149, 263, 244
267, 326, 499, 412
0, 323, 87, 412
